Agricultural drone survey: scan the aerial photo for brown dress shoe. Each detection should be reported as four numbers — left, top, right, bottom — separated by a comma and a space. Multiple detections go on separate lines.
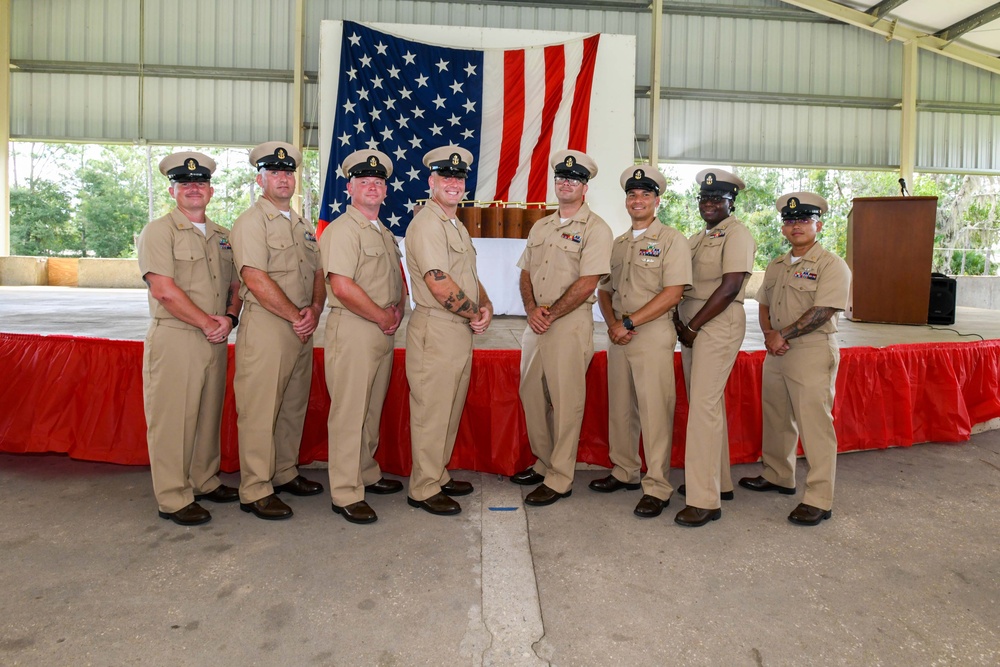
194, 484, 240, 503
524, 484, 572, 506
788, 503, 832, 526
274, 475, 324, 496
441, 479, 473, 497
510, 468, 544, 486
158, 502, 211, 526
738, 476, 795, 495
589, 474, 641, 493
677, 484, 734, 501
674, 505, 722, 527
364, 478, 403, 495
240, 494, 293, 520
332, 500, 378, 524
633, 494, 668, 518
407, 492, 461, 515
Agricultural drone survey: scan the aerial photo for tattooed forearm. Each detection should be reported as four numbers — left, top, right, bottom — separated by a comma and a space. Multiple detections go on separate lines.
444, 289, 478, 315
782, 306, 838, 340
226, 287, 234, 308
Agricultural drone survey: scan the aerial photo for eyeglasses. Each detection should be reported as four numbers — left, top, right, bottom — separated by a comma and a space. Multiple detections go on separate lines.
697, 195, 733, 204
781, 218, 818, 227
554, 176, 584, 186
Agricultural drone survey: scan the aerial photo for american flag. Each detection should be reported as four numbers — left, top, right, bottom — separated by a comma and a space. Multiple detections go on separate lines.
319, 21, 601, 236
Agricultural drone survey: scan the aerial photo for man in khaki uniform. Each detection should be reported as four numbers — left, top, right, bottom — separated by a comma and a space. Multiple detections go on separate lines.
595, 165, 692, 518
138, 151, 243, 526
231, 142, 326, 521
673, 169, 756, 527
405, 145, 493, 516
320, 149, 406, 525
740, 192, 851, 525
512, 149, 613, 507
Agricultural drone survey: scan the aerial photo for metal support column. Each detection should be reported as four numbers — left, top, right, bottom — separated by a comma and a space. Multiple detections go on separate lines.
1, 0, 11, 256
292, 0, 305, 204
900, 40, 918, 189
649, 0, 663, 166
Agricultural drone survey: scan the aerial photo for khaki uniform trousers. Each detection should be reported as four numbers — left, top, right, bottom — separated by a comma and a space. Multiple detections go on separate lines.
235, 303, 313, 504
519, 307, 594, 495
607, 316, 678, 501
325, 308, 394, 506
679, 298, 742, 510
143, 322, 227, 513
761, 336, 839, 511
405, 307, 472, 502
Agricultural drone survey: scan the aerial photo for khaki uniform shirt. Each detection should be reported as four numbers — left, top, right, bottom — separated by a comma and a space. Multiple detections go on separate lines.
405, 200, 480, 311
231, 197, 320, 308
599, 222, 692, 316
757, 243, 851, 341
320, 206, 403, 309
137, 208, 236, 326
684, 216, 756, 303
517, 203, 613, 307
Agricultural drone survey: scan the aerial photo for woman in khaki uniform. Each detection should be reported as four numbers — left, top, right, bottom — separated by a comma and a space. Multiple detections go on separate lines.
741, 192, 850, 526
673, 169, 756, 527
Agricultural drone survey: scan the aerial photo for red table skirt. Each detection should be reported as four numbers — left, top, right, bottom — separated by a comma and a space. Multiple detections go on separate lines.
3, 333, 999, 475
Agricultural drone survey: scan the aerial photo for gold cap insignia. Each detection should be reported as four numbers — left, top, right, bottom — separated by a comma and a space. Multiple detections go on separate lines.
276, 148, 287, 160
368, 156, 378, 167
450, 153, 460, 165
186, 159, 196, 171
789, 198, 798, 209
706, 174, 715, 186
634, 169, 643, 180
565, 156, 575, 167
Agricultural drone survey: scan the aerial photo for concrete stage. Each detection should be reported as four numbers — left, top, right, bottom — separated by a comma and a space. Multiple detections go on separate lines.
1, 287, 999, 665
2, 286, 1000, 350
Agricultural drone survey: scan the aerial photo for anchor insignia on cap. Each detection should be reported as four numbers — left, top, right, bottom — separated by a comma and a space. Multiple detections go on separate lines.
450, 153, 460, 165
705, 174, 715, 185
276, 148, 287, 160
186, 159, 197, 170
565, 156, 575, 167
634, 169, 643, 180
789, 198, 798, 209
368, 156, 378, 167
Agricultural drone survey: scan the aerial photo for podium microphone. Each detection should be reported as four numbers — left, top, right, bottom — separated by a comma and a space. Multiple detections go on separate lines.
899, 178, 910, 197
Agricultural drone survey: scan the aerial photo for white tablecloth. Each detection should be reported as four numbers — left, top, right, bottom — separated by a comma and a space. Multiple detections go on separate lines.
401, 237, 603, 320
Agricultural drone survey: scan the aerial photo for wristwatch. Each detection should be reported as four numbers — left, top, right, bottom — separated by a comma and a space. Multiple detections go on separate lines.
622, 316, 635, 331
226, 313, 240, 328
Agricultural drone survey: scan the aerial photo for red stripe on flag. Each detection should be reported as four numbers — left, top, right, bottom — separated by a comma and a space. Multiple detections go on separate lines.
568, 34, 601, 151
495, 50, 526, 202
527, 45, 566, 204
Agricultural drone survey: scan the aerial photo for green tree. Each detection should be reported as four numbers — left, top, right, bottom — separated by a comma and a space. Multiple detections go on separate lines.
9, 180, 78, 256
76, 147, 148, 258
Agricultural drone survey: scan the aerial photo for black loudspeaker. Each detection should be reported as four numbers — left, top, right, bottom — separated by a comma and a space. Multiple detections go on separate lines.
928, 273, 957, 325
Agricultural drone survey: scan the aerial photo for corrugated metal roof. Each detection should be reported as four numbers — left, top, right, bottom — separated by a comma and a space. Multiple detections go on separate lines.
7, 0, 1000, 173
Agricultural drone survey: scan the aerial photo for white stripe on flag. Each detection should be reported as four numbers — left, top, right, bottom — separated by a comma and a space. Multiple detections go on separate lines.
476, 51, 506, 203
547, 40, 585, 203
507, 45, 548, 204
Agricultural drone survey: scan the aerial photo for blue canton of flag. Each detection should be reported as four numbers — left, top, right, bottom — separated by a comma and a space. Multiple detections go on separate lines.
319, 21, 484, 235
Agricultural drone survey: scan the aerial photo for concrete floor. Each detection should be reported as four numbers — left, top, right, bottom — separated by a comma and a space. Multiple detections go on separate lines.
1, 287, 1000, 665
1, 438, 999, 666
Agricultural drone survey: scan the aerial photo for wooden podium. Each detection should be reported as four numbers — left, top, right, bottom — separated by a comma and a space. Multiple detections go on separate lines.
846, 196, 938, 324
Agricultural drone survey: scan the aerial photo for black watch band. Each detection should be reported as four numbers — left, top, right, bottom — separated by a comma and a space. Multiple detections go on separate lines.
622, 316, 635, 331
226, 313, 239, 328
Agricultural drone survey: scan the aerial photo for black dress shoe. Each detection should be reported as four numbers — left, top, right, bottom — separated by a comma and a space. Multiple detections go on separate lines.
407, 492, 461, 515
510, 468, 544, 486
274, 475, 324, 496
441, 479, 473, 497
194, 484, 240, 503
633, 494, 668, 518
738, 476, 795, 495
524, 484, 572, 506
364, 478, 403, 495
240, 494, 293, 520
677, 484, 734, 501
332, 500, 378, 524
788, 503, 832, 526
158, 502, 211, 526
673, 505, 722, 527
589, 474, 641, 493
